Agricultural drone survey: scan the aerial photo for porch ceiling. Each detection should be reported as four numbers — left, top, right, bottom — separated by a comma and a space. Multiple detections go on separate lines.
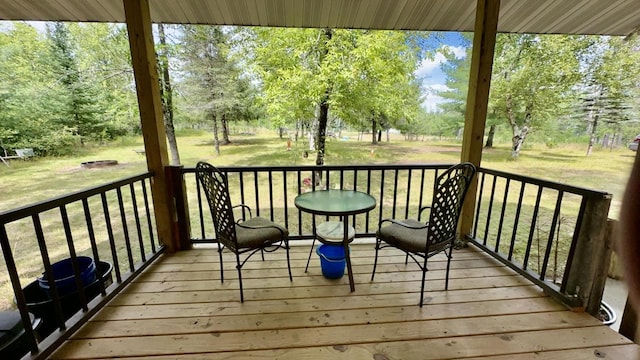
0, 0, 639, 36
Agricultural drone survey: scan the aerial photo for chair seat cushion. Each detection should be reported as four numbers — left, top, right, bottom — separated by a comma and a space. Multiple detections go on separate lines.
236, 216, 288, 249
377, 219, 449, 254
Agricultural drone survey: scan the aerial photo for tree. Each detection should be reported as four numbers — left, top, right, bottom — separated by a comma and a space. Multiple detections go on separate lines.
0, 23, 77, 154
579, 35, 640, 155
157, 24, 180, 165
489, 34, 589, 157
68, 23, 138, 138
47, 22, 103, 144
179, 25, 240, 155
254, 28, 422, 167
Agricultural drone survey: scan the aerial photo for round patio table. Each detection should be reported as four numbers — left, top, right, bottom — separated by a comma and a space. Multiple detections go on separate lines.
294, 189, 376, 291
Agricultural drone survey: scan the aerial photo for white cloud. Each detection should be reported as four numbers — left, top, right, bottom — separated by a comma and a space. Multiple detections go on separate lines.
416, 53, 447, 79
415, 45, 467, 80
414, 45, 467, 112
447, 45, 467, 59
421, 84, 451, 112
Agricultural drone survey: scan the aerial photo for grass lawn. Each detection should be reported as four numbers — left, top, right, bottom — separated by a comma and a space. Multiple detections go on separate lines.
0, 129, 635, 309
0, 130, 634, 216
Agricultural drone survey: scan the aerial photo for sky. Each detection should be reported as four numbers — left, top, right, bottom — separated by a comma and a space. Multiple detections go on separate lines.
414, 32, 470, 112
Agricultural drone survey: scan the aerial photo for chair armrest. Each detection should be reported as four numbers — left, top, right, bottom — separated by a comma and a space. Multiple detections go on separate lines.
379, 218, 428, 230
418, 206, 431, 222
232, 204, 252, 221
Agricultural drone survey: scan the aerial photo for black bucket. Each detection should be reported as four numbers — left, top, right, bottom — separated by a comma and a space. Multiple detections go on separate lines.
21, 260, 113, 338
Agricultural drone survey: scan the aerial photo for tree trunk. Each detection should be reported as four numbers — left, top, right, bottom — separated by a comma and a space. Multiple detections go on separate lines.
511, 124, 530, 157
157, 24, 180, 165
315, 93, 329, 167
507, 98, 533, 158
220, 113, 231, 145
386, 129, 390, 142
211, 111, 220, 156
314, 28, 333, 174
371, 119, 377, 144
485, 124, 496, 148
586, 114, 599, 157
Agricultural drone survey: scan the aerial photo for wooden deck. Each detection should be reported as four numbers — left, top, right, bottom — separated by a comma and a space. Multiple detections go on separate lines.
51, 243, 639, 359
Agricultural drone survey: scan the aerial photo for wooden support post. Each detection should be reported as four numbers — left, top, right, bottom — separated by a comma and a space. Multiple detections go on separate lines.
123, 0, 177, 252
165, 165, 192, 250
459, 0, 500, 238
564, 195, 613, 316
620, 297, 640, 343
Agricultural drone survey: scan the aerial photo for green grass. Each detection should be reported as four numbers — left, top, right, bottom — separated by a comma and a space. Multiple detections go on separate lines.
0, 130, 635, 309
1, 131, 633, 210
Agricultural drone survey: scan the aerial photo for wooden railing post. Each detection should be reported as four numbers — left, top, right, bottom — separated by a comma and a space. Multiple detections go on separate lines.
563, 194, 613, 315
166, 165, 192, 251
459, 0, 500, 238
123, 0, 176, 252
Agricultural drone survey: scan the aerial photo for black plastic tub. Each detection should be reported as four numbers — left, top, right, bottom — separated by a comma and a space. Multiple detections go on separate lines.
0, 312, 41, 359
37, 256, 97, 297
21, 261, 113, 338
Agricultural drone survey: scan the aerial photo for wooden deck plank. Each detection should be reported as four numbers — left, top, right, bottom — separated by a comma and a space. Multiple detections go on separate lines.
50, 244, 638, 360
77, 329, 634, 360
457, 344, 640, 359
133, 263, 515, 283
112, 275, 529, 304
92, 286, 547, 320
73, 297, 566, 338
157, 247, 486, 263
147, 256, 502, 273
53, 312, 602, 358
123, 270, 523, 294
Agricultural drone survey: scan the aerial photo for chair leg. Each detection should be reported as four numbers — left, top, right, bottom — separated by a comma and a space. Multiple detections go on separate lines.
261, 249, 265, 261
419, 267, 427, 307
405, 253, 409, 265
285, 239, 293, 281
371, 237, 381, 281
304, 238, 316, 273
217, 243, 224, 283
445, 246, 453, 290
236, 253, 244, 303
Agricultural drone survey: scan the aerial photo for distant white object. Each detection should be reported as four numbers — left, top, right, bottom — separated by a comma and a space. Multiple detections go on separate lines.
628, 135, 640, 152
0, 147, 34, 167
15, 148, 34, 158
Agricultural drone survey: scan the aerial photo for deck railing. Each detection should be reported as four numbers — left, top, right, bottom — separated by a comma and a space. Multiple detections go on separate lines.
184, 164, 612, 316
0, 164, 614, 359
0, 173, 162, 359
182, 164, 453, 242
469, 167, 612, 315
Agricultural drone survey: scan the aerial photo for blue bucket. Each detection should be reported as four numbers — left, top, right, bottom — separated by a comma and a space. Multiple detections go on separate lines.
37, 256, 97, 297
316, 244, 346, 279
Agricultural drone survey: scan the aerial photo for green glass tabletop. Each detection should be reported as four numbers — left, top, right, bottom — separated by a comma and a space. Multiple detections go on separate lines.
294, 189, 376, 216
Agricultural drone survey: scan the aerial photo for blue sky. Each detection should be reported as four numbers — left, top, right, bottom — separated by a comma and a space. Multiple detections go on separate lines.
415, 32, 470, 112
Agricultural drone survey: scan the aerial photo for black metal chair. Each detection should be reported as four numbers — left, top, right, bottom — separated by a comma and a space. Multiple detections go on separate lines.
371, 162, 476, 306
196, 162, 292, 302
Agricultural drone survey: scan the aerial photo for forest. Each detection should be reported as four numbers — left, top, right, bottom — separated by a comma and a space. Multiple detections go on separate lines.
1, 22, 639, 163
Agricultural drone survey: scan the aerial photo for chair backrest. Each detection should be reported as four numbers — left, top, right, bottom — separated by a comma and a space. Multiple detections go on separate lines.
427, 162, 477, 248
195, 162, 238, 251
